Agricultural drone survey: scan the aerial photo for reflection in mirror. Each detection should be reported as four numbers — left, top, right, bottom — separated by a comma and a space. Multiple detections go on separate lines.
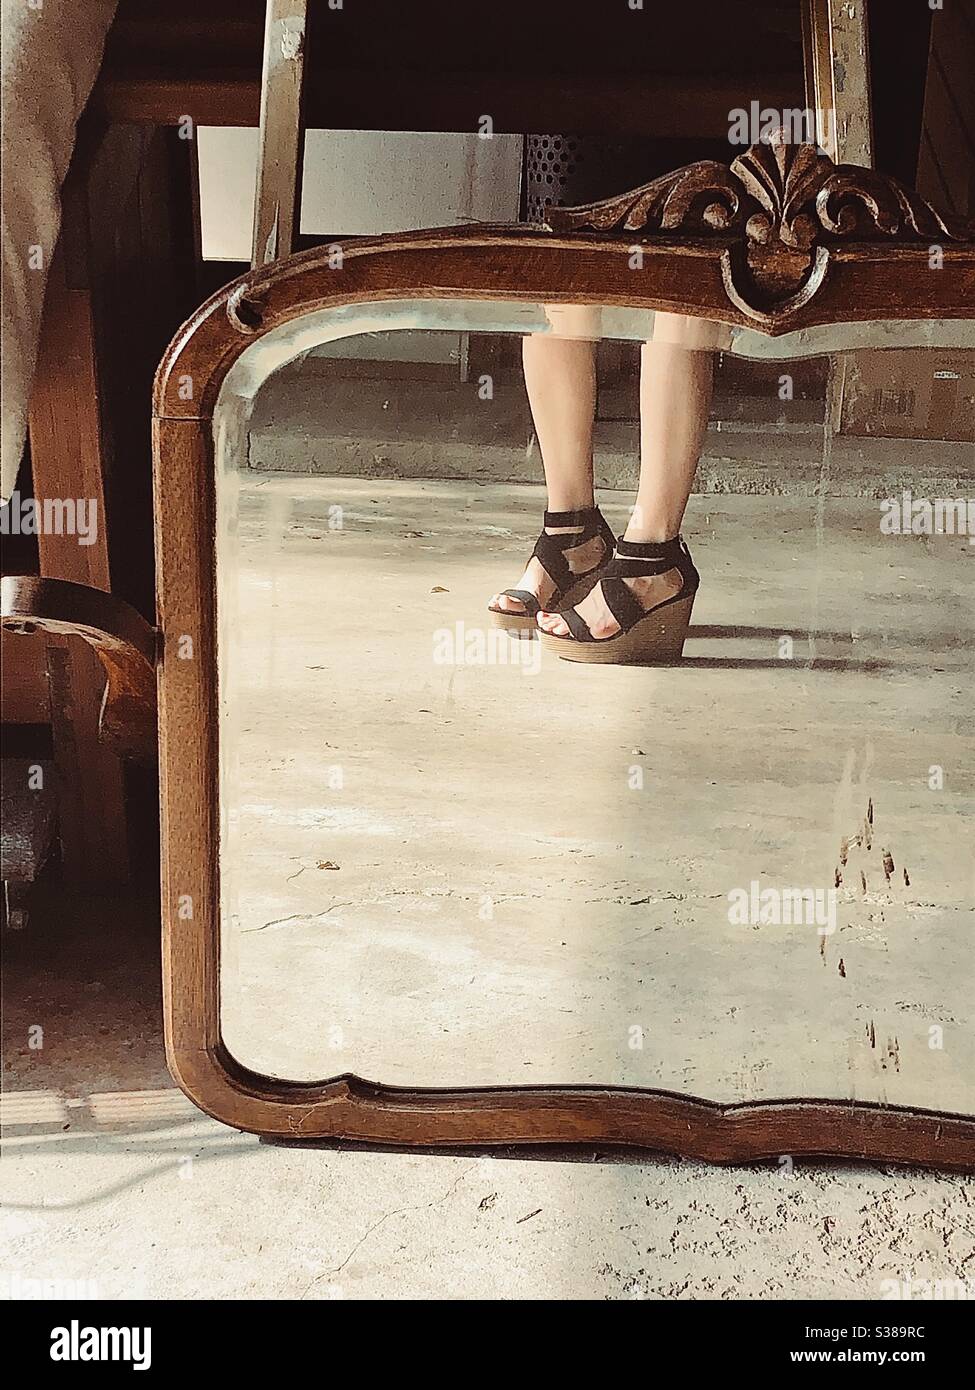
215, 300, 974, 1115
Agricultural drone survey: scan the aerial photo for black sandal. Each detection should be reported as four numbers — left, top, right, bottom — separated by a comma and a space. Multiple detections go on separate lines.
488, 506, 615, 634
538, 534, 699, 664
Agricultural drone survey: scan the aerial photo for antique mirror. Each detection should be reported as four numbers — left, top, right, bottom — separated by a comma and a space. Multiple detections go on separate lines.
9, 139, 971, 1165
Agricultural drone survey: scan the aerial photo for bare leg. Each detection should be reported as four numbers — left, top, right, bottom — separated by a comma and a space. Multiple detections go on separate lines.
539, 339, 714, 637
490, 332, 605, 615
522, 333, 596, 507
630, 340, 713, 541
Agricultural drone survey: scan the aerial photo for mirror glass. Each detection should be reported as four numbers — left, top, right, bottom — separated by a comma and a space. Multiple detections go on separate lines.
213, 298, 974, 1114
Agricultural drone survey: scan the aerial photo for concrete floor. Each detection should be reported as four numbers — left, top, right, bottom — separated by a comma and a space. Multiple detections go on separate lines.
3, 485, 973, 1300
220, 482, 973, 1113
2, 886, 974, 1300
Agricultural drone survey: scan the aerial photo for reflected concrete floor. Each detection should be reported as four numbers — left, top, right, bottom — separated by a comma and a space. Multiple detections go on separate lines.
221, 482, 974, 1109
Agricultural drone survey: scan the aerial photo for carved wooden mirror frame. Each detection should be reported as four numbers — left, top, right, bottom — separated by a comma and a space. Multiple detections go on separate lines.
6, 140, 974, 1167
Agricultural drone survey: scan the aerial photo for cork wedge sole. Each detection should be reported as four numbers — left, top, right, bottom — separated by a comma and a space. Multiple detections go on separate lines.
540, 592, 696, 665
488, 605, 537, 635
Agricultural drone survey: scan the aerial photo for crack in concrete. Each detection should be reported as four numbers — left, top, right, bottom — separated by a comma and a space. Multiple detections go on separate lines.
300, 1161, 481, 1296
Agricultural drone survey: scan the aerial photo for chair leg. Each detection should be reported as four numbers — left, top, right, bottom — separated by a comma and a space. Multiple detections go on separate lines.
252, 0, 309, 267
28, 247, 130, 886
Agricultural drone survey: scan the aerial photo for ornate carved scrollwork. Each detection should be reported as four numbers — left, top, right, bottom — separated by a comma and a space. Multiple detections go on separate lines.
546, 134, 973, 323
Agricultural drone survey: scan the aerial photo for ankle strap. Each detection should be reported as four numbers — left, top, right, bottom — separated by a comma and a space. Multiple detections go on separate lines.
543, 506, 598, 528
609, 534, 686, 577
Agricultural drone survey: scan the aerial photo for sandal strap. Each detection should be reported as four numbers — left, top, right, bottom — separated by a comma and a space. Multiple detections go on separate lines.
531, 506, 612, 595
600, 576, 649, 632
497, 587, 541, 617
603, 534, 687, 580
559, 602, 598, 643
557, 575, 646, 642
553, 533, 697, 643
543, 507, 598, 528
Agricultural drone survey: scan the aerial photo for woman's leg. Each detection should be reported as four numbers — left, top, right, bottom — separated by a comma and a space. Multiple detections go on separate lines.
629, 338, 714, 540
490, 329, 605, 615
538, 337, 714, 637
523, 332, 597, 509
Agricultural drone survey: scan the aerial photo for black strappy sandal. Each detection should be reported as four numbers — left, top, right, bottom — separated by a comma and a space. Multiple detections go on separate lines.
538, 534, 699, 664
488, 506, 615, 634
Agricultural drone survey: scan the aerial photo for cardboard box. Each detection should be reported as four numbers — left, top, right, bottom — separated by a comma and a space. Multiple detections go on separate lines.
840, 349, 975, 443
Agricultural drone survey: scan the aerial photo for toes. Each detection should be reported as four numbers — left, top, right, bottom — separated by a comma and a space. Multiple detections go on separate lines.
537, 611, 567, 636
493, 594, 525, 615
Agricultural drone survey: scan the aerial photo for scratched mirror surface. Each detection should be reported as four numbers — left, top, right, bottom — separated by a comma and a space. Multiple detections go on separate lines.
213, 300, 974, 1111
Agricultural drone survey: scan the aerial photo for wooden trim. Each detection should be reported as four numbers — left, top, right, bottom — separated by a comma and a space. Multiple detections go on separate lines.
0, 578, 157, 766
90, 71, 798, 140
152, 144, 975, 1167
156, 138, 975, 419
155, 233, 975, 422
168, 1060, 975, 1170
153, 417, 221, 1066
